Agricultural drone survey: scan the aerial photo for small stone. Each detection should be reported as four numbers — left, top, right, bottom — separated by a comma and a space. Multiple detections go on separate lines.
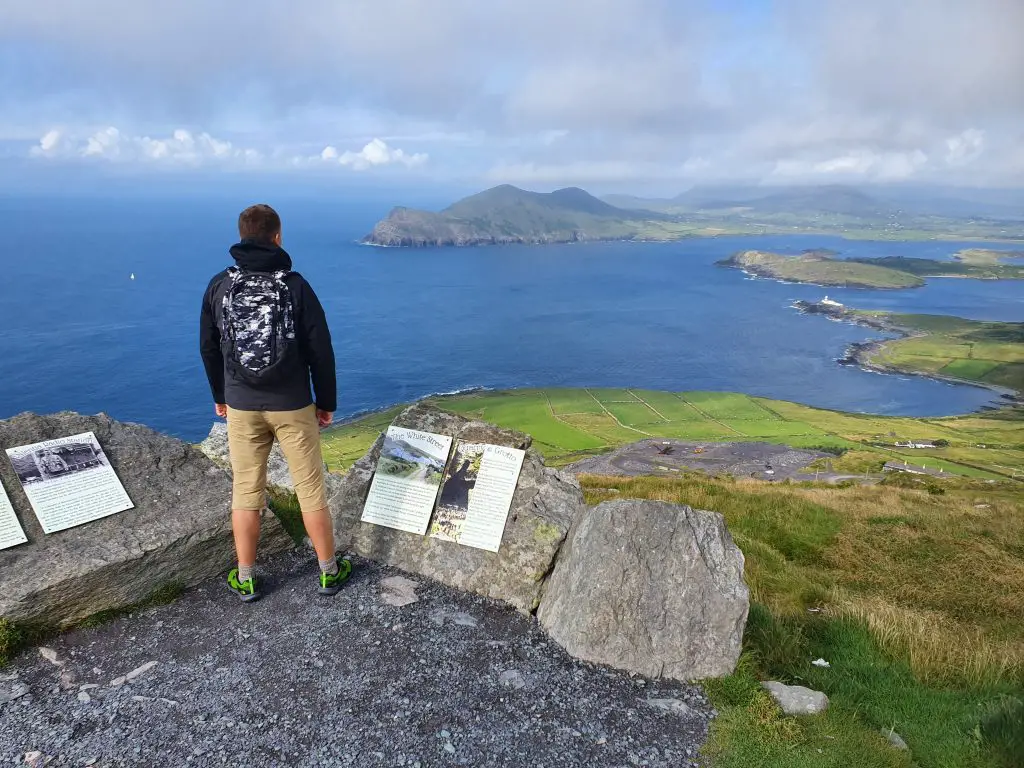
79, 684, 99, 691
443, 743, 456, 755
451, 612, 478, 628
811, 658, 831, 668
380, 576, 420, 607
0, 682, 30, 704
439, 730, 451, 739
39, 647, 62, 666
78, 691, 91, 703
23, 753, 44, 768
881, 729, 909, 750
124, 661, 158, 682
110, 677, 127, 688
647, 698, 698, 718
84, 759, 98, 766
761, 681, 829, 715
498, 670, 526, 690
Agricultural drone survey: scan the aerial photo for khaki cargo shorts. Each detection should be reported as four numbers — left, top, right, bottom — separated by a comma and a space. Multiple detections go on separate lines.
226, 405, 328, 513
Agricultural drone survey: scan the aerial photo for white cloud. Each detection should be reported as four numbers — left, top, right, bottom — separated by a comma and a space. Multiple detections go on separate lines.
29, 126, 262, 165
30, 129, 66, 157
318, 138, 427, 170
945, 129, 985, 166
772, 149, 929, 181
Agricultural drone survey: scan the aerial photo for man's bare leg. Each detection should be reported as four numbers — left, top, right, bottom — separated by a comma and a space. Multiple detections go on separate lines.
302, 506, 335, 563
232, 508, 262, 570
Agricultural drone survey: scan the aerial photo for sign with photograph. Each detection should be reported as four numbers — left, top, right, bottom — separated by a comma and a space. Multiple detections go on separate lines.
430, 442, 526, 552
361, 426, 453, 535
0, 482, 27, 550
5, 432, 134, 534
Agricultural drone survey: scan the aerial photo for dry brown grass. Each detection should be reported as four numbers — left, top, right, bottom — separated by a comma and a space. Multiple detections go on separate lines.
828, 595, 1024, 688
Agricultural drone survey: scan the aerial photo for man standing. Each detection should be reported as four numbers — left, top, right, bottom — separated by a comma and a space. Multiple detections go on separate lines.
200, 204, 349, 602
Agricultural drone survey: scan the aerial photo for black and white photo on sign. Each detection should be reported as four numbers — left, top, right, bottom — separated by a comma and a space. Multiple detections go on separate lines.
430, 442, 484, 543
430, 442, 525, 552
5, 432, 133, 535
0, 482, 28, 551
7, 435, 110, 486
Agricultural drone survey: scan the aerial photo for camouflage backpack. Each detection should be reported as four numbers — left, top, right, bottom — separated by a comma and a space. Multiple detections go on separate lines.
217, 266, 299, 384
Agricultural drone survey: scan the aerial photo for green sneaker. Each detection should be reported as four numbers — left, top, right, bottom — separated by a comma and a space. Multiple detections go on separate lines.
227, 569, 261, 603
318, 558, 352, 596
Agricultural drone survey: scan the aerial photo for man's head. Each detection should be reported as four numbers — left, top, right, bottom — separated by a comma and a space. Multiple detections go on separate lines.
238, 204, 282, 245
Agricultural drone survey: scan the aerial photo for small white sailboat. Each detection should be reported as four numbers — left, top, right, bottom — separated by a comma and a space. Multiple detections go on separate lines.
130, 273, 135, 281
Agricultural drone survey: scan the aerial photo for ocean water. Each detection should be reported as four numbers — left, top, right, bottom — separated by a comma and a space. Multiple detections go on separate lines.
1, 195, 1020, 442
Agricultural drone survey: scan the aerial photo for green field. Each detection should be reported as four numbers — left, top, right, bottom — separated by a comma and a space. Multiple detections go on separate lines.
722, 250, 925, 289
321, 389, 1024, 479
857, 313, 1024, 395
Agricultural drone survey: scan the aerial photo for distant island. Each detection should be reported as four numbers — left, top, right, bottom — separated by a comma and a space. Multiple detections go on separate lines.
365, 185, 665, 247
718, 249, 1024, 289
363, 184, 1024, 247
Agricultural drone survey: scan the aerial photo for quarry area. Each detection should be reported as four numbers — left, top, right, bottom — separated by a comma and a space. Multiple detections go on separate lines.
568, 439, 831, 481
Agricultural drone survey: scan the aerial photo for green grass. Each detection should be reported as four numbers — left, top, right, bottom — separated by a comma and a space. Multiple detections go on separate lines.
683, 391, 780, 421
321, 389, 1024, 478
544, 388, 606, 415
855, 313, 1024, 396
579, 474, 1024, 768
603, 400, 664, 426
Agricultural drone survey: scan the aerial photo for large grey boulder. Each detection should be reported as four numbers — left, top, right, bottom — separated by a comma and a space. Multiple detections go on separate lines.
0, 412, 292, 628
537, 499, 749, 680
330, 403, 584, 613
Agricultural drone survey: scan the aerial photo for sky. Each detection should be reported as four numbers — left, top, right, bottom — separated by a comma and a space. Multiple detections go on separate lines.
2, 0, 1023, 195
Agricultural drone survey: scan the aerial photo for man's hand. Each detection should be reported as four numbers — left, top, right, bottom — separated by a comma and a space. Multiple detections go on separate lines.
215, 404, 228, 419
316, 409, 333, 428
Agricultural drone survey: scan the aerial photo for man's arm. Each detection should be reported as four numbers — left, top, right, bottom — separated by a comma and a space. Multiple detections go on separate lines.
297, 279, 337, 415
199, 278, 226, 406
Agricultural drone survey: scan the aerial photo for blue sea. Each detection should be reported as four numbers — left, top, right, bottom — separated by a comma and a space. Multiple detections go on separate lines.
1, 194, 1021, 442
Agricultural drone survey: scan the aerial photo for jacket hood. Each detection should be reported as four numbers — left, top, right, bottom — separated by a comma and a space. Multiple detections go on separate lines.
229, 239, 293, 272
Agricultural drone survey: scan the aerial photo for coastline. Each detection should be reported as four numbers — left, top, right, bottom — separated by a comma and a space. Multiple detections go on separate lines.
792, 300, 1021, 409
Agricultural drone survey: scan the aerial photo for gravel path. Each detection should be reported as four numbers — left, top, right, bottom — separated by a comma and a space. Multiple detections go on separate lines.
1, 552, 713, 767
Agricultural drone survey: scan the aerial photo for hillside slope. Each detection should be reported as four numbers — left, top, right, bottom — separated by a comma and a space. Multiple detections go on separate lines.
365, 185, 660, 247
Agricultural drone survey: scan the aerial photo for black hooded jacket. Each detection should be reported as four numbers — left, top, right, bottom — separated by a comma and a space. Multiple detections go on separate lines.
199, 240, 337, 413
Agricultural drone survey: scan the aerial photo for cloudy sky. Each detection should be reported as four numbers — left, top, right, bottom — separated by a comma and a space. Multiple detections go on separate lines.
3, 0, 1023, 192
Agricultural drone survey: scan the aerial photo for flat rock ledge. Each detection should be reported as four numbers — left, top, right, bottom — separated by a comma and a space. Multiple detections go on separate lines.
328, 403, 584, 614
761, 681, 830, 715
538, 499, 749, 681
0, 412, 292, 628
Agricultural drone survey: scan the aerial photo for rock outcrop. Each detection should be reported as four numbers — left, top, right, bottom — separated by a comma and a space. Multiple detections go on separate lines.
538, 499, 749, 680
0, 412, 292, 628
330, 403, 584, 613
